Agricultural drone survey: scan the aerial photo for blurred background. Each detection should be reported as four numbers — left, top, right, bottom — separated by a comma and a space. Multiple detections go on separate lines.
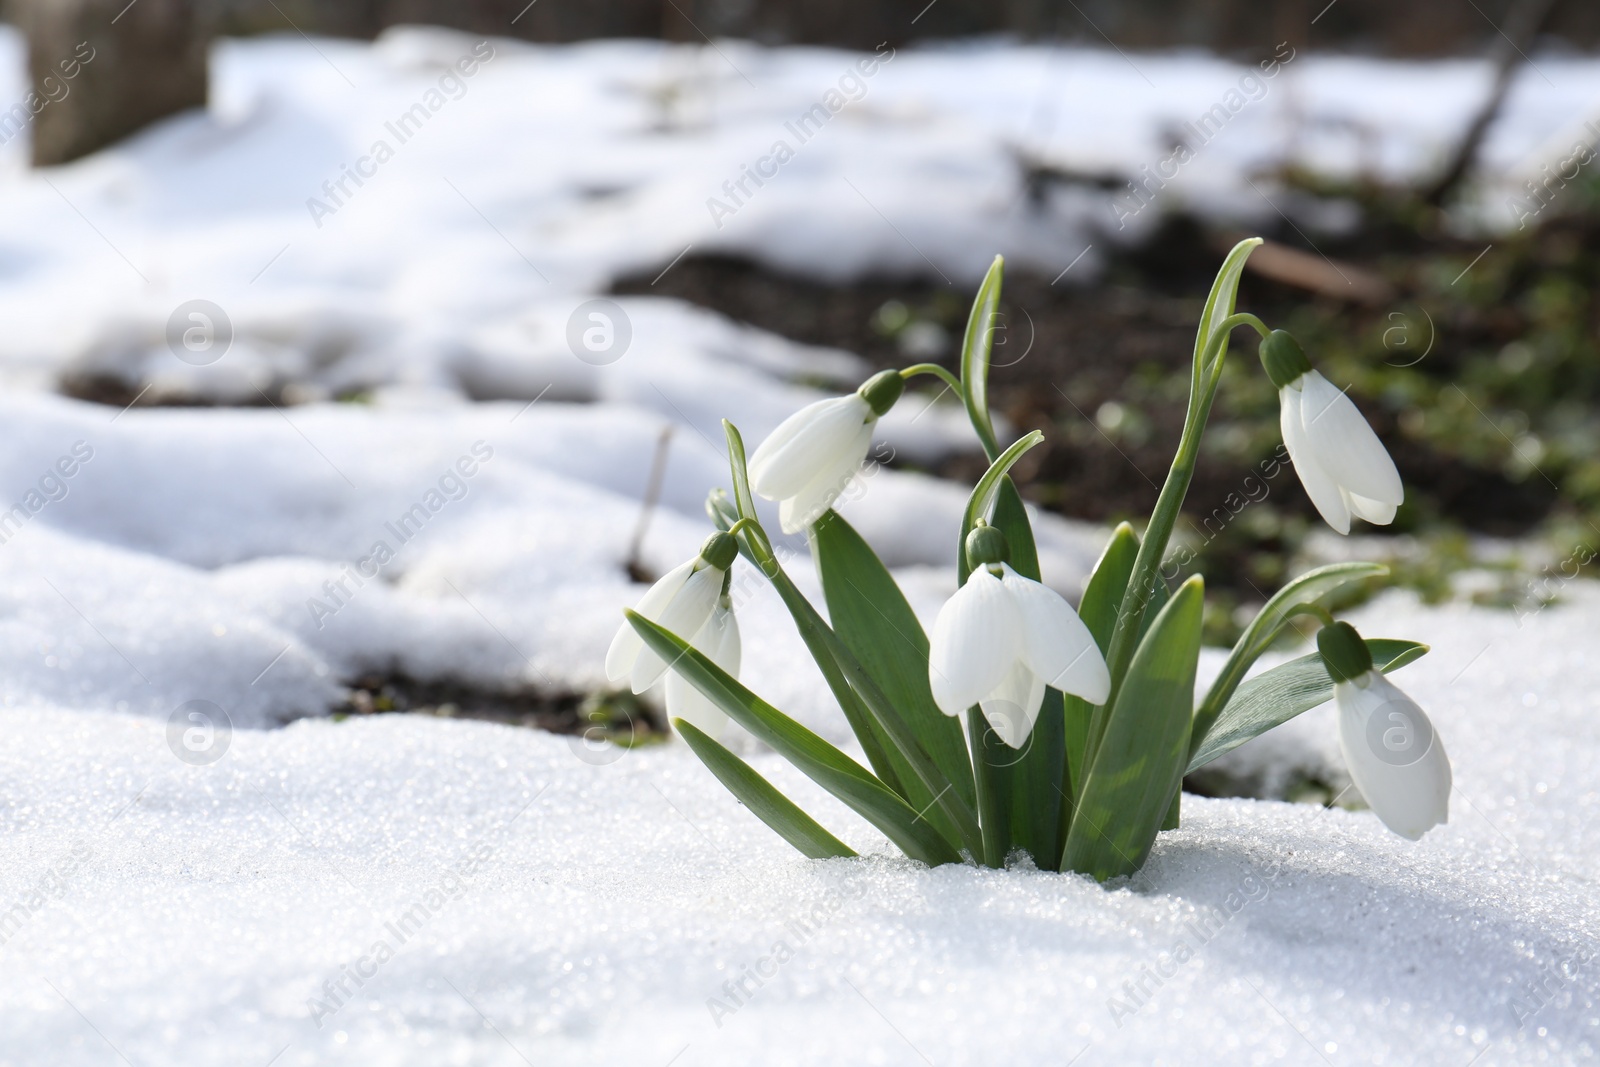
0, 0, 1596, 727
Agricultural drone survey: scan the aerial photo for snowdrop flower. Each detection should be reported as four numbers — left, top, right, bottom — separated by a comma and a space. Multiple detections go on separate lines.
1261, 330, 1403, 535
664, 596, 740, 740
605, 532, 738, 696
927, 524, 1110, 748
1319, 622, 1451, 840
748, 370, 904, 534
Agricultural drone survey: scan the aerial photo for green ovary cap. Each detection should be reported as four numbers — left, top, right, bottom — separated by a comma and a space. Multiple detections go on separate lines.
965, 522, 1010, 568
698, 531, 739, 571
857, 369, 905, 417
1259, 329, 1313, 390
1317, 621, 1373, 684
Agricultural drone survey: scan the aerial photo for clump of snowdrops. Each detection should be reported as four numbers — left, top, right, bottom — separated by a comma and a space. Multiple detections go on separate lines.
606, 238, 1451, 879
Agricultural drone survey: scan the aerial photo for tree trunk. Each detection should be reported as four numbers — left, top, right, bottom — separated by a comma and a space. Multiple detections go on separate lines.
10, 0, 211, 166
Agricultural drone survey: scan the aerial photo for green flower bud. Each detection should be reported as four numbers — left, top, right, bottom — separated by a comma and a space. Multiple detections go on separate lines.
1317, 621, 1374, 684
1259, 329, 1313, 390
699, 531, 738, 571
965, 522, 1010, 568
857, 369, 906, 418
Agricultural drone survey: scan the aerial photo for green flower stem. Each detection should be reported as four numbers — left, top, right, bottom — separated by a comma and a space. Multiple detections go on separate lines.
725, 516, 761, 542
1286, 603, 1337, 628
899, 362, 965, 395
1087, 311, 1273, 766
965, 709, 1009, 867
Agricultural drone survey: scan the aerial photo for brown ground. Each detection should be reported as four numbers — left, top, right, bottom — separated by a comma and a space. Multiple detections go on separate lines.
613, 233, 1556, 547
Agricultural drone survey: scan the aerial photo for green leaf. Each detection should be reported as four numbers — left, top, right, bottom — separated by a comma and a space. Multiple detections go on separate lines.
1193, 237, 1263, 374
1192, 562, 1388, 748
1063, 576, 1204, 882
959, 255, 1005, 460
1063, 523, 1140, 804
627, 611, 962, 866
707, 487, 741, 531
1078, 529, 1170, 796
1185, 638, 1428, 774
813, 511, 975, 835
1161, 789, 1181, 832
675, 718, 857, 860
955, 431, 1045, 585
722, 420, 759, 522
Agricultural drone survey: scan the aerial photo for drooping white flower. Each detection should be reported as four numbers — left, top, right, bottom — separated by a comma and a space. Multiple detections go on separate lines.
1319, 621, 1450, 841
1262, 330, 1403, 535
927, 525, 1110, 748
605, 533, 737, 695
665, 597, 740, 740
748, 370, 904, 534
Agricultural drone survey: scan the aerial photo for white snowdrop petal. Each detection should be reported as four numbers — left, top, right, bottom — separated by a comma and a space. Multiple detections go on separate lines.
748, 399, 842, 494
1335, 674, 1452, 840
1003, 564, 1110, 705
604, 558, 698, 683
1297, 371, 1404, 508
776, 421, 873, 533
928, 568, 1021, 717
666, 603, 738, 740
979, 661, 1047, 749
1347, 492, 1397, 526
748, 395, 873, 500
631, 564, 723, 692
665, 669, 728, 739
1283, 384, 1352, 535
705, 603, 741, 675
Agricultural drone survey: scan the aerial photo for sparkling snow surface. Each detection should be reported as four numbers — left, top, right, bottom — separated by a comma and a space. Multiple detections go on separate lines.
0, 588, 1597, 1066
0, 26, 1596, 1067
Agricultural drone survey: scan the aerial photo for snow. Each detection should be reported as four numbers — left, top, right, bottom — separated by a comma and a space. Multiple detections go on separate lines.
0, 25, 1597, 1067
2, 28, 1599, 395
1, 584, 1598, 1066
